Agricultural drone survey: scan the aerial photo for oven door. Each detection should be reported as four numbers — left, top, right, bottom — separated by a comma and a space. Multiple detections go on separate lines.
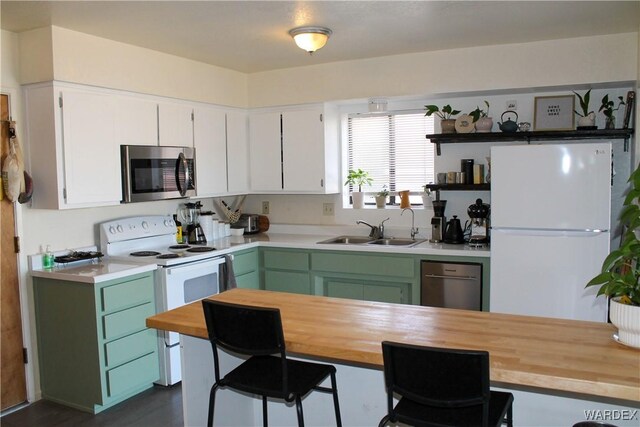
121, 145, 196, 203
159, 257, 225, 345
156, 257, 224, 386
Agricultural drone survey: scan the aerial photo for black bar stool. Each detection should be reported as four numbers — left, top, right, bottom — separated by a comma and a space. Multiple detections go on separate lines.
202, 299, 342, 427
379, 341, 514, 427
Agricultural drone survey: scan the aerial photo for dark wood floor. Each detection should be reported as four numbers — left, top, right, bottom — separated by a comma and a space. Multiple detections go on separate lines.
1, 384, 183, 427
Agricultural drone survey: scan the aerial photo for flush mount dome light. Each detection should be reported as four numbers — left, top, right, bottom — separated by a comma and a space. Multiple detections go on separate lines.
289, 26, 332, 54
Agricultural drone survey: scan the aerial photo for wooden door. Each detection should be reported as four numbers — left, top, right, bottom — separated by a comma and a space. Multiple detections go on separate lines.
1, 93, 27, 411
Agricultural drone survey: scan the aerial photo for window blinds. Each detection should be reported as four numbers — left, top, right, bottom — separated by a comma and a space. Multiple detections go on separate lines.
347, 112, 435, 195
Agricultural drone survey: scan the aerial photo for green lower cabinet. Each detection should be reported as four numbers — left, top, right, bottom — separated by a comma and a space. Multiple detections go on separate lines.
232, 248, 260, 289
33, 271, 159, 413
261, 248, 312, 295
324, 277, 409, 304
264, 270, 311, 294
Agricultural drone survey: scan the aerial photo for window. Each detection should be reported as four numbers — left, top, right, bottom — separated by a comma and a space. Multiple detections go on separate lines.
346, 111, 435, 205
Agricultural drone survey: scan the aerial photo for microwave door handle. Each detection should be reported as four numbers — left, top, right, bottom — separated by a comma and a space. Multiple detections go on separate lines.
175, 152, 190, 196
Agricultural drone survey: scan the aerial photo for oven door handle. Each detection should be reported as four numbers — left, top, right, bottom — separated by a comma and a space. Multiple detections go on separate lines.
166, 258, 226, 275
175, 152, 191, 197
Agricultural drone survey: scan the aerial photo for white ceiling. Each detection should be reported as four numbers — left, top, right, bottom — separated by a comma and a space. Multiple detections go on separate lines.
1, 1, 638, 73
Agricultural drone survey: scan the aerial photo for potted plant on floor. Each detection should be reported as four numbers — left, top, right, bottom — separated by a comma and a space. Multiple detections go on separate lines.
573, 89, 596, 129
586, 163, 640, 348
599, 94, 626, 129
375, 185, 389, 208
469, 101, 493, 133
345, 168, 373, 209
424, 104, 461, 134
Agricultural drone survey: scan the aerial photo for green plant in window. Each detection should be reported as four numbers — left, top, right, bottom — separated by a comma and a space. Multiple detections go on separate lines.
376, 185, 389, 197
344, 169, 373, 192
424, 104, 461, 120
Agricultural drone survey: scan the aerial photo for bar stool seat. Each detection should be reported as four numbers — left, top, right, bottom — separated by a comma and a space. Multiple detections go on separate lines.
202, 299, 342, 427
379, 341, 514, 427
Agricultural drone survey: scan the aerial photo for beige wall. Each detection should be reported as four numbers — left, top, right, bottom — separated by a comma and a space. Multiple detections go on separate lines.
248, 33, 638, 108
20, 26, 248, 108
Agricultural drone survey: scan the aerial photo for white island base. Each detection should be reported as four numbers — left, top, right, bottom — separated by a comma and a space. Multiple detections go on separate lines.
180, 335, 639, 427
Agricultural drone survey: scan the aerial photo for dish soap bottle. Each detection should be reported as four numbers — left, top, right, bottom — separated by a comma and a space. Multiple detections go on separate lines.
42, 245, 54, 269
173, 214, 183, 244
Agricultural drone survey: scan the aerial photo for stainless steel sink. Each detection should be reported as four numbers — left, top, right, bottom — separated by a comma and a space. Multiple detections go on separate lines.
368, 238, 427, 247
317, 235, 375, 244
317, 236, 426, 247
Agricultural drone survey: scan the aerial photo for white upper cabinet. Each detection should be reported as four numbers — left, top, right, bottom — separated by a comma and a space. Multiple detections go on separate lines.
248, 105, 339, 194
226, 110, 249, 194
193, 106, 228, 196
24, 83, 123, 209
249, 111, 283, 192
115, 96, 158, 146
158, 102, 194, 147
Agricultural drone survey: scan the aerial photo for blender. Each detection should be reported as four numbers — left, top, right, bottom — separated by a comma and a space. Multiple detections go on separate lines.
178, 201, 207, 244
430, 199, 447, 243
467, 198, 490, 247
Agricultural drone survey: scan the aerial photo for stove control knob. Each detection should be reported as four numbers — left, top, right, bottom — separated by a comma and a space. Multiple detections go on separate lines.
116, 225, 124, 233
108, 226, 116, 234
142, 221, 149, 230
164, 219, 170, 227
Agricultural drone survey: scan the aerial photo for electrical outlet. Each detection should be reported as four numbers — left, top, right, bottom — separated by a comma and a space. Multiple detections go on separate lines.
261, 201, 270, 215
323, 203, 335, 216
506, 100, 517, 110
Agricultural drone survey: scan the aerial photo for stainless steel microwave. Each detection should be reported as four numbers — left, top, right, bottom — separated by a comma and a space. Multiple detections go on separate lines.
121, 145, 196, 203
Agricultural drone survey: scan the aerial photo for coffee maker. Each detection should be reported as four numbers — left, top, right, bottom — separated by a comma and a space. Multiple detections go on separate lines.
178, 201, 207, 244
467, 198, 490, 247
430, 199, 447, 243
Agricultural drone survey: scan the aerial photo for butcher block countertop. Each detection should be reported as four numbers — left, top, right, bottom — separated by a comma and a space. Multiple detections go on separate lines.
147, 288, 640, 403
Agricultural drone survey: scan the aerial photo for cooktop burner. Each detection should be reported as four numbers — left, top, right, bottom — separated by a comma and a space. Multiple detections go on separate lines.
157, 253, 181, 259
186, 246, 215, 253
169, 244, 191, 250
130, 251, 161, 257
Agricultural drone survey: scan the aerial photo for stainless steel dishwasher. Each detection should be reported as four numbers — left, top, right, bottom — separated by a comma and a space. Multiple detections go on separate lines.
421, 261, 482, 310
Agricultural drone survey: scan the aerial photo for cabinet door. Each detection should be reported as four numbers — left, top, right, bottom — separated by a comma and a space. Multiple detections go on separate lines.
282, 109, 324, 192
158, 102, 193, 147
249, 112, 282, 191
226, 110, 249, 193
264, 271, 311, 294
61, 91, 121, 205
115, 96, 158, 146
326, 280, 363, 300
363, 284, 405, 304
193, 106, 227, 196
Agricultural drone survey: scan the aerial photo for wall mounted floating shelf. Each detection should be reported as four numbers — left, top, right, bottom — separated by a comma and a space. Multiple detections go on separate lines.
426, 129, 634, 155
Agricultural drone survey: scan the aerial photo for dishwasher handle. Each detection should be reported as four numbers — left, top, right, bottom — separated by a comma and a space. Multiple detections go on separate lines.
423, 273, 477, 281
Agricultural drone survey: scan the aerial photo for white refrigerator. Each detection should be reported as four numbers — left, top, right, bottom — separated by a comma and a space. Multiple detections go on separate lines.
489, 143, 611, 322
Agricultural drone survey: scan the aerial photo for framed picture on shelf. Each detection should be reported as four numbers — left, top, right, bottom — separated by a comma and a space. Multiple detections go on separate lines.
534, 95, 575, 131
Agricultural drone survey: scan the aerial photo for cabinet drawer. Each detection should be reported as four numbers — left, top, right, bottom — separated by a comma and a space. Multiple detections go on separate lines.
105, 328, 157, 368
233, 250, 258, 276
101, 275, 153, 313
107, 352, 159, 397
312, 253, 414, 278
103, 303, 155, 341
263, 250, 309, 271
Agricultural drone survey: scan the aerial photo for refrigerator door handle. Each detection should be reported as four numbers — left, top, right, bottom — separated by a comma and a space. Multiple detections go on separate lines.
491, 228, 609, 236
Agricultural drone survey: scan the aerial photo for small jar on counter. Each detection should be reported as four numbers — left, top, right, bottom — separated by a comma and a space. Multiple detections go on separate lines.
224, 222, 231, 237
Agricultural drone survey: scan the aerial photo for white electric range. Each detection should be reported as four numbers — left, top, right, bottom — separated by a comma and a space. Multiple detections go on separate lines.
100, 215, 225, 386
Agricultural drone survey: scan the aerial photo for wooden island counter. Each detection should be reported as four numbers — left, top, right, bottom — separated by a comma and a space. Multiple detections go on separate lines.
147, 289, 639, 426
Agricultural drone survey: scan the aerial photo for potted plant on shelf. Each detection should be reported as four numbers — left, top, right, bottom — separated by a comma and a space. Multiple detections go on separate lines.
424, 104, 461, 134
599, 94, 626, 129
573, 89, 596, 129
586, 163, 640, 348
344, 168, 373, 209
469, 101, 493, 133
375, 185, 389, 208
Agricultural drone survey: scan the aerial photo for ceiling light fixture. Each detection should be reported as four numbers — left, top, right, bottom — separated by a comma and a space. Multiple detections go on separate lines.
289, 26, 332, 54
